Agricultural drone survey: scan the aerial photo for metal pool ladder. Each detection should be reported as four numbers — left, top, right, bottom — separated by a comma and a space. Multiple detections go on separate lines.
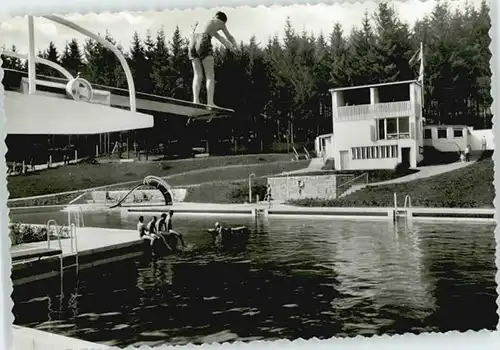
66, 206, 84, 274
393, 193, 412, 222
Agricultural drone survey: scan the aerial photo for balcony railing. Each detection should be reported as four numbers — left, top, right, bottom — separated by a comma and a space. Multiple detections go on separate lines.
336, 101, 412, 121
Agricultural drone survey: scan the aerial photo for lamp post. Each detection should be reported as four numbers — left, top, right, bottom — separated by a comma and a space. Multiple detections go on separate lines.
249, 173, 256, 203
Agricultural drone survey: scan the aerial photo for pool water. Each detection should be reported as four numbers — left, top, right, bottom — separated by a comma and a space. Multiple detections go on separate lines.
10, 209, 498, 347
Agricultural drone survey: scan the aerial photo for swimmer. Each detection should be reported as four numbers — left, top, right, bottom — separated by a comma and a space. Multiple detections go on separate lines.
189, 11, 238, 107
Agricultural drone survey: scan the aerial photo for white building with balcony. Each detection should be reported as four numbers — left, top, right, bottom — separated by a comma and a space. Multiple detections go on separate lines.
315, 80, 425, 170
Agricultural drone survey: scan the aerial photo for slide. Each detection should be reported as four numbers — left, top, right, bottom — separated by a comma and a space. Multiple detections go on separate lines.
109, 175, 174, 209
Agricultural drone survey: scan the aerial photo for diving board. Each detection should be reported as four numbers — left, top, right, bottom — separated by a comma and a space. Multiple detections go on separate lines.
109, 93, 235, 123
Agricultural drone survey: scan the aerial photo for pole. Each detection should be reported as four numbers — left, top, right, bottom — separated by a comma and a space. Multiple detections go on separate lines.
420, 41, 425, 110
27, 16, 36, 95
249, 173, 255, 203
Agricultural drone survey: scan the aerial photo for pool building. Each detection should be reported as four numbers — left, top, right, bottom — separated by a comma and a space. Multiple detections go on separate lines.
315, 80, 494, 171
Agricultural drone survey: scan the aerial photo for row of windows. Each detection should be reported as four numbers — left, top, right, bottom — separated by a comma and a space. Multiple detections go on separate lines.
424, 128, 463, 139
352, 145, 399, 160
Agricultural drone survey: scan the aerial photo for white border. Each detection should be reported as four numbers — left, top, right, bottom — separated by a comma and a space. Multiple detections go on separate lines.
1, 0, 499, 349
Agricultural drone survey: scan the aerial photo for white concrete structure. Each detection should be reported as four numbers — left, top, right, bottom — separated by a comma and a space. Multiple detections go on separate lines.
316, 80, 424, 170
423, 125, 494, 152
314, 133, 333, 161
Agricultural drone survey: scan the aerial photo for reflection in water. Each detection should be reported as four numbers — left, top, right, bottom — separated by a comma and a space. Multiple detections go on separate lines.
10, 209, 497, 347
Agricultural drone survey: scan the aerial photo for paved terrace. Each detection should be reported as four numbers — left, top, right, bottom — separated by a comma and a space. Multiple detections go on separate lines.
10, 227, 138, 258
13, 325, 109, 350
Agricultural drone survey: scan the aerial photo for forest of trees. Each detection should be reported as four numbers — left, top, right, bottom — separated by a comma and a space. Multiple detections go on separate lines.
1, 1, 493, 152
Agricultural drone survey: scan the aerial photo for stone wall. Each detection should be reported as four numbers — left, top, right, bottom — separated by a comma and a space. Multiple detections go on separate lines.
267, 174, 350, 201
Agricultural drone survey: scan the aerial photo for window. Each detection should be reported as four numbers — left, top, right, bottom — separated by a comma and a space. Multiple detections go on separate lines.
398, 117, 410, 135
437, 129, 447, 139
424, 129, 432, 139
377, 117, 411, 140
453, 129, 463, 138
351, 145, 399, 160
378, 119, 385, 140
386, 118, 398, 138
391, 145, 398, 158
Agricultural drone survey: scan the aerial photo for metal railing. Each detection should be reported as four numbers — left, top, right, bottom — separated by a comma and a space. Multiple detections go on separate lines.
292, 146, 300, 161
4, 15, 137, 111
393, 193, 412, 222
336, 172, 369, 198
337, 101, 412, 121
303, 147, 311, 160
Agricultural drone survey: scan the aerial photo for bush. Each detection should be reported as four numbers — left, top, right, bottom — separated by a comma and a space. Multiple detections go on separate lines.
419, 146, 460, 166
9, 223, 70, 246
228, 178, 268, 203
394, 162, 410, 175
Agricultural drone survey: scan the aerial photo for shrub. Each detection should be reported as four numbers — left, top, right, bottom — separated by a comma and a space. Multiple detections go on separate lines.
394, 162, 410, 175
9, 223, 70, 246
228, 178, 268, 203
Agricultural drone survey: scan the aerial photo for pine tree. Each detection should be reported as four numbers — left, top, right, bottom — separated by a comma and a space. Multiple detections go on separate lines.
60, 39, 83, 77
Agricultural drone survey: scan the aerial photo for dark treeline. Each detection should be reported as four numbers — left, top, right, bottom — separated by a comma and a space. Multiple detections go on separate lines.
1, 1, 492, 153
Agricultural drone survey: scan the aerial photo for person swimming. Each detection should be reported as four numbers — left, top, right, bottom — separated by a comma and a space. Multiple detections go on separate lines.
189, 11, 238, 107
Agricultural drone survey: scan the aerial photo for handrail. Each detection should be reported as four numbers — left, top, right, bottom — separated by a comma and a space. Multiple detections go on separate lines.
43, 15, 137, 112
46, 219, 62, 251
404, 195, 412, 221
337, 172, 368, 189
0, 50, 74, 80
303, 147, 310, 160
404, 195, 412, 210
292, 146, 300, 161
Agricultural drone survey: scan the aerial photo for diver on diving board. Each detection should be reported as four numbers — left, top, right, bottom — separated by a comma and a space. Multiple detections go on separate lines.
189, 11, 238, 107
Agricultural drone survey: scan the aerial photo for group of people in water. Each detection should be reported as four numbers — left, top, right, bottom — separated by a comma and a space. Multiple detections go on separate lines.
137, 210, 187, 251
137, 210, 248, 252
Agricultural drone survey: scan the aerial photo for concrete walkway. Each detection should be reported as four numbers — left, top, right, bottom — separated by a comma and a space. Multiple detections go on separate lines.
341, 160, 477, 197
10, 227, 138, 257
375, 160, 477, 185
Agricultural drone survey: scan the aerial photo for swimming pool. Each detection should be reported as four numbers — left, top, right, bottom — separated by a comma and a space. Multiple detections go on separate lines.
10, 209, 498, 347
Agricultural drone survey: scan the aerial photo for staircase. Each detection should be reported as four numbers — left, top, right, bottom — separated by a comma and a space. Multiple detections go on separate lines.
336, 173, 369, 198
339, 183, 367, 198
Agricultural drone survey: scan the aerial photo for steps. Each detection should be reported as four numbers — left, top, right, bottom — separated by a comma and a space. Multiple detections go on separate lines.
338, 183, 367, 198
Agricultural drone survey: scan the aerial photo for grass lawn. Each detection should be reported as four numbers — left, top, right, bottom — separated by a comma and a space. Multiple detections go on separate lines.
289, 159, 494, 208
8, 153, 294, 199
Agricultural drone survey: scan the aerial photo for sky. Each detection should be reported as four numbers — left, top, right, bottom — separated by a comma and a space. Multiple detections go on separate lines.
0, 0, 486, 55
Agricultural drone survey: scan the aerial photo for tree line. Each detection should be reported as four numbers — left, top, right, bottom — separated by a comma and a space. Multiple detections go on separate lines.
1, 1, 492, 152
